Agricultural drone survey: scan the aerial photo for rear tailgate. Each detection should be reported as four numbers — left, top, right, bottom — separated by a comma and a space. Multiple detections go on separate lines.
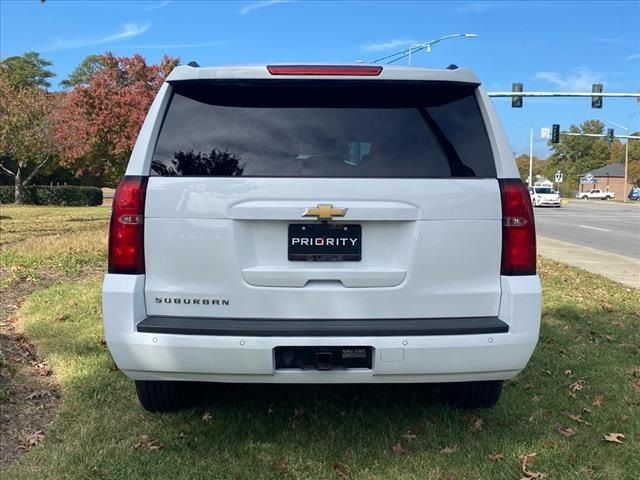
143, 78, 502, 320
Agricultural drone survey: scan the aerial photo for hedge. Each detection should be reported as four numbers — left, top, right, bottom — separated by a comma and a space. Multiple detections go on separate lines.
0, 186, 103, 206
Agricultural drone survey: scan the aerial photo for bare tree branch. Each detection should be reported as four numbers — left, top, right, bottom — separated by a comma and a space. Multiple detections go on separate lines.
0, 162, 16, 176
21, 154, 50, 185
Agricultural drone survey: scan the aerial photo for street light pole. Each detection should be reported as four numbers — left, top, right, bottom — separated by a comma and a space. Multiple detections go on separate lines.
373, 33, 478, 65
529, 128, 534, 187
407, 33, 478, 66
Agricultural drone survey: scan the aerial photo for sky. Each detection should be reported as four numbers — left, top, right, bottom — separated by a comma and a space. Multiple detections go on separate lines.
1, 0, 639, 157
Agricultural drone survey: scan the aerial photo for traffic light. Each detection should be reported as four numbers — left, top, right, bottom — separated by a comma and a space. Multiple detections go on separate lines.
607, 128, 614, 143
551, 124, 560, 144
512, 83, 523, 108
592, 83, 603, 108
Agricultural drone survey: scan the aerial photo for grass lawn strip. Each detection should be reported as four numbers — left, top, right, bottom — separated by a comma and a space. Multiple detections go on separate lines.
1, 205, 639, 479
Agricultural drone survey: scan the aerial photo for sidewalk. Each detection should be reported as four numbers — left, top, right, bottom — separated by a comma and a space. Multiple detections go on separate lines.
538, 236, 640, 289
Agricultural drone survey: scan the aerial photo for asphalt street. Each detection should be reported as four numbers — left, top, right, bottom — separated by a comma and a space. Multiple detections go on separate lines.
534, 200, 640, 259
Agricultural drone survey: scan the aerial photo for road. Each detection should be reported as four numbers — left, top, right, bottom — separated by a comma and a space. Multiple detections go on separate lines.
534, 200, 640, 259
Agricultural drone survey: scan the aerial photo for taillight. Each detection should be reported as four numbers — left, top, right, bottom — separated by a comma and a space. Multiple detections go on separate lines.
499, 179, 536, 275
108, 176, 148, 274
267, 65, 383, 76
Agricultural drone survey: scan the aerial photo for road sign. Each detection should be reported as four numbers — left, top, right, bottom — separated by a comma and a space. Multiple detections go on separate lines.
555, 171, 563, 183
540, 127, 551, 139
580, 175, 598, 184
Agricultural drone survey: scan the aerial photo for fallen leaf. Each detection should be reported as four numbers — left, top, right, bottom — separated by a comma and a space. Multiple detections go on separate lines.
592, 395, 605, 407
33, 362, 51, 376
55, 314, 69, 322
293, 406, 304, 418
562, 412, 592, 425
401, 432, 417, 441
518, 452, 547, 479
563, 369, 574, 376
569, 379, 586, 393
465, 415, 483, 432
581, 407, 592, 414
332, 462, 351, 479
202, 412, 212, 423
134, 434, 163, 450
603, 433, 625, 444
267, 403, 274, 415
555, 424, 577, 438
25, 390, 50, 400
488, 451, 505, 462
632, 380, 640, 393
439, 445, 459, 455
629, 366, 640, 377
391, 442, 407, 455
19, 431, 44, 451
272, 458, 289, 474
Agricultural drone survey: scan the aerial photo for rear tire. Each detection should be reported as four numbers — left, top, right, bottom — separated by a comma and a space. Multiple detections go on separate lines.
135, 380, 198, 412
444, 380, 503, 408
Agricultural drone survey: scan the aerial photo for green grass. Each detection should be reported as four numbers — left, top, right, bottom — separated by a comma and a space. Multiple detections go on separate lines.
2, 206, 639, 479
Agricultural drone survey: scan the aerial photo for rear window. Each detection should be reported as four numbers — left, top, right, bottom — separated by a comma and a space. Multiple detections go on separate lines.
151, 80, 496, 178
534, 188, 554, 194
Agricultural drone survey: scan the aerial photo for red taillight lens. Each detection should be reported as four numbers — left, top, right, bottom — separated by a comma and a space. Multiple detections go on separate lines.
499, 178, 536, 276
267, 65, 383, 76
108, 176, 148, 274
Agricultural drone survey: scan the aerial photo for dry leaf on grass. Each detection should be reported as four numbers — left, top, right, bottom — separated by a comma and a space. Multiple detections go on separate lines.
293, 406, 304, 418
592, 395, 605, 407
25, 390, 51, 400
465, 415, 483, 432
391, 442, 408, 455
439, 446, 459, 455
563, 369, 574, 376
518, 452, 547, 479
332, 462, 351, 479
272, 458, 290, 474
19, 431, 44, 452
569, 379, 586, 393
555, 424, 577, 438
488, 451, 505, 461
603, 433, 625, 444
563, 412, 592, 425
32, 361, 51, 376
632, 380, 640, 393
134, 434, 163, 450
202, 411, 212, 423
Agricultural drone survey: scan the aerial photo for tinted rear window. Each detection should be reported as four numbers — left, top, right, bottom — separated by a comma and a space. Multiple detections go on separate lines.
151, 80, 496, 178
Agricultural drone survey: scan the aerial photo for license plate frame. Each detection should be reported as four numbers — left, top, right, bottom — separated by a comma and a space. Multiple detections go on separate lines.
288, 223, 362, 261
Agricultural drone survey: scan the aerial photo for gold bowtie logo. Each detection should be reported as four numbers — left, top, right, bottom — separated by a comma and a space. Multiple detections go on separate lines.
302, 204, 347, 220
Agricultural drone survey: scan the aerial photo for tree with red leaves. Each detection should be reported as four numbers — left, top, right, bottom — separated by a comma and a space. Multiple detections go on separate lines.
55, 53, 179, 184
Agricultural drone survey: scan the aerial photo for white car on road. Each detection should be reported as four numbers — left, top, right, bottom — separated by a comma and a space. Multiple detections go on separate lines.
103, 63, 541, 412
528, 186, 561, 207
576, 189, 615, 200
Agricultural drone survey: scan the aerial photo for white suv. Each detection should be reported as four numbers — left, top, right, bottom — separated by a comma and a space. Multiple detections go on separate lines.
103, 64, 541, 412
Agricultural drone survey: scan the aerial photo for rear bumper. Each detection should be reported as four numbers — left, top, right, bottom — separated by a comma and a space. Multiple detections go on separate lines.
103, 275, 541, 383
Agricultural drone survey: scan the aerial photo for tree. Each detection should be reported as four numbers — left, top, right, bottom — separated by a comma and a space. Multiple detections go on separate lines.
627, 133, 640, 187
545, 119, 611, 191
0, 51, 55, 89
514, 154, 545, 182
55, 53, 179, 184
60, 54, 105, 88
0, 72, 57, 203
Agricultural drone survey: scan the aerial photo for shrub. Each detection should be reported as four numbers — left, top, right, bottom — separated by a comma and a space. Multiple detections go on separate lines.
0, 186, 103, 206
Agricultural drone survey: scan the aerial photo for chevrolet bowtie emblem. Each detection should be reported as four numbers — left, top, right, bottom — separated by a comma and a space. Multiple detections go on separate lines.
302, 204, 348, 220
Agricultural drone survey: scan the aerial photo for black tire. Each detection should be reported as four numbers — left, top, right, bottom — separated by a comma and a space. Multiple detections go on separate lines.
444, 380, 503, 409
135, 380, 198, 412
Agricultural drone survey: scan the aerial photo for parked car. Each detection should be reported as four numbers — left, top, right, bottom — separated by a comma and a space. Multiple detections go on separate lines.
628, 187, 640, 201
576, 189, 615, 200
528, 186, 561, 207
103, 64, 541, 412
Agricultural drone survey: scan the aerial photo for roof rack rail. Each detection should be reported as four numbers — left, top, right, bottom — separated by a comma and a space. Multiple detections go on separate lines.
446, 64, 459, 70
187, 61, 200, 67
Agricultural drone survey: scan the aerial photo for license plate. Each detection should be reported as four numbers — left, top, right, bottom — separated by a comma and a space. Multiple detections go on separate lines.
288, 224, 361, 261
